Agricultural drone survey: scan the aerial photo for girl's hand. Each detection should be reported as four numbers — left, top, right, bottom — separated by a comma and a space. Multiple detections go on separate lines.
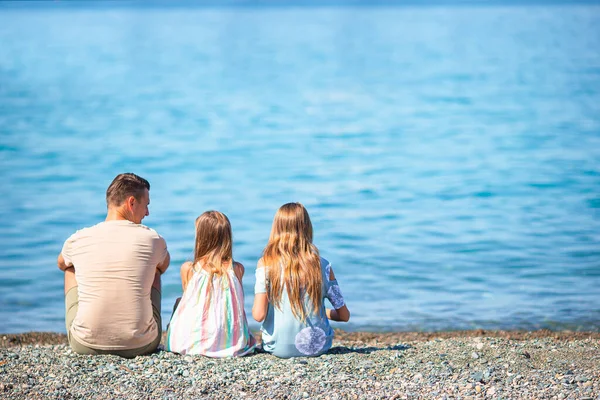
326, 305, 350, 322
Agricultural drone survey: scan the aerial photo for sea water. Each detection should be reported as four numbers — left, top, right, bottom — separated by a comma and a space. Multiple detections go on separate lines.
0, 1, 599, 333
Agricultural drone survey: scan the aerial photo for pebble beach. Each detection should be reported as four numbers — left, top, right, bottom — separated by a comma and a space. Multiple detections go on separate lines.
1, 330, 598, 399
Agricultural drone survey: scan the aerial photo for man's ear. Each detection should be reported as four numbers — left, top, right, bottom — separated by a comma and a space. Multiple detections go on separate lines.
127, 195, 136, 209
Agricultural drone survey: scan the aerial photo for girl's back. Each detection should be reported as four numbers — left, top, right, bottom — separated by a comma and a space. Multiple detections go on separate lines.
255, 257, 344, 358
167, 261, 256, 357
253, 203, 350, 358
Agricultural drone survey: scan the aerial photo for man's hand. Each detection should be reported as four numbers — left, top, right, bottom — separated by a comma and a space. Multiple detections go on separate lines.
57, 253, 72, 271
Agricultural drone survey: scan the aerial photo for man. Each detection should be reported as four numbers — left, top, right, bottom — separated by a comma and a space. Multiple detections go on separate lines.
58, 173, 170, 357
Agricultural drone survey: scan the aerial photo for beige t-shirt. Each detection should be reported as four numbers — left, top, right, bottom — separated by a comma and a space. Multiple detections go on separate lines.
61, 220, 168, 350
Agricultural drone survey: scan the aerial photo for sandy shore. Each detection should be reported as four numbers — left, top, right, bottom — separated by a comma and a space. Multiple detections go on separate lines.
1, 330, 599, 399
2, 329, 599, 348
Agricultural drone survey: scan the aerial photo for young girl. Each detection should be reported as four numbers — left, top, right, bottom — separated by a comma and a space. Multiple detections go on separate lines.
252, 202, 350, 358
166, 211, 256, 357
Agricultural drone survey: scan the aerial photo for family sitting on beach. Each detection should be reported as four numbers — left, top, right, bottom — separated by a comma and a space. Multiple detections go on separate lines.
58, 173, 350, 358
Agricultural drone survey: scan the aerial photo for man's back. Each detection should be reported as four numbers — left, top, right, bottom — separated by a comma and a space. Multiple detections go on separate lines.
62, 220, 167, 350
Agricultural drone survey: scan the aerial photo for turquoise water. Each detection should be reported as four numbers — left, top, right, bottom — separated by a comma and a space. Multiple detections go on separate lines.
1, 2, 599, 334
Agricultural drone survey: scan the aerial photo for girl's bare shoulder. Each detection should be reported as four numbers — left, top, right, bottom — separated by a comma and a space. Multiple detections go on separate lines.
181, 261, 194, 270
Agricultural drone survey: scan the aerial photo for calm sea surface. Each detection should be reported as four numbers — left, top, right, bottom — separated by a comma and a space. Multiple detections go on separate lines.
1, 2, 599, 334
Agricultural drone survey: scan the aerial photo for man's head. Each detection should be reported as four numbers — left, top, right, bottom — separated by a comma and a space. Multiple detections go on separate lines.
106, 173, 151, 224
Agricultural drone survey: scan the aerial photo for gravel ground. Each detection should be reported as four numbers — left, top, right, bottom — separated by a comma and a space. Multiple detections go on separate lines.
1, 330, 598, 399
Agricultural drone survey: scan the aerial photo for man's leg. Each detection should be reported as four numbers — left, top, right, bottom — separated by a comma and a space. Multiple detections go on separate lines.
151, 270, 162, 339
64, 267, 77, 294
152, 270, 161, 291
141, 271, 162, 355
64, 267, 78, 334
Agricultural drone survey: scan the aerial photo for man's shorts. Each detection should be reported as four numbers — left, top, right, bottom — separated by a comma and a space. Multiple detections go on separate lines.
65, 287, 162, 358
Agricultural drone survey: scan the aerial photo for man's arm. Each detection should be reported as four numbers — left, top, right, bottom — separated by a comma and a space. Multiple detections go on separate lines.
156, 251, 170, 275
57, 253, 72, 271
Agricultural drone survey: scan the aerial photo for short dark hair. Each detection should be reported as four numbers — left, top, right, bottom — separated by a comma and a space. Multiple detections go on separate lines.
106, 173, 150, 207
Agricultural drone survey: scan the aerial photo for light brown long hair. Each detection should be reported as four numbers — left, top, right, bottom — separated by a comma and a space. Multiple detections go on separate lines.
193, 211, 233, 290
261, 203, 322, 322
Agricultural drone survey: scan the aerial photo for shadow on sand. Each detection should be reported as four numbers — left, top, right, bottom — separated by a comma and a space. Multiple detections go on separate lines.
327, 343, 411, 355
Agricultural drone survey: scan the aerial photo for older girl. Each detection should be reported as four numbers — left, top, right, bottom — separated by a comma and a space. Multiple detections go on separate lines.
166, 211, 256, 357
252, 203, 350, 358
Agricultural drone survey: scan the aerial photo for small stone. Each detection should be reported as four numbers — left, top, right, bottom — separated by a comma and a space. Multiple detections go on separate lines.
471, 372, 483, 382
182, 370, 190, 377
302, 392, 309, 398
471, 352, 479, 359
476, 343, 484, 350
413, 373, 423, 381
483, 369, 492, 380
475, 385, 481, 393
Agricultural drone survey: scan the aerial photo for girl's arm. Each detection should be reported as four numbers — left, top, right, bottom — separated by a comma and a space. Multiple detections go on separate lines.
325, 267, 350, 322
326, 306, 350, 322
252, 293, 268, 322
180, 262, 194, 292
233, 262, 245, 283
252, 260, 269, 322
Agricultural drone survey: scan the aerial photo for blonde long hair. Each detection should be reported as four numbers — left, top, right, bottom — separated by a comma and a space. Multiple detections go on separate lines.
261, 203, 322, 322
193, 211, 233, 289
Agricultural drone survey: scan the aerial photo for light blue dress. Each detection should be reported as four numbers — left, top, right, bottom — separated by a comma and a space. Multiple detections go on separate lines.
254, 257, 346, 358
